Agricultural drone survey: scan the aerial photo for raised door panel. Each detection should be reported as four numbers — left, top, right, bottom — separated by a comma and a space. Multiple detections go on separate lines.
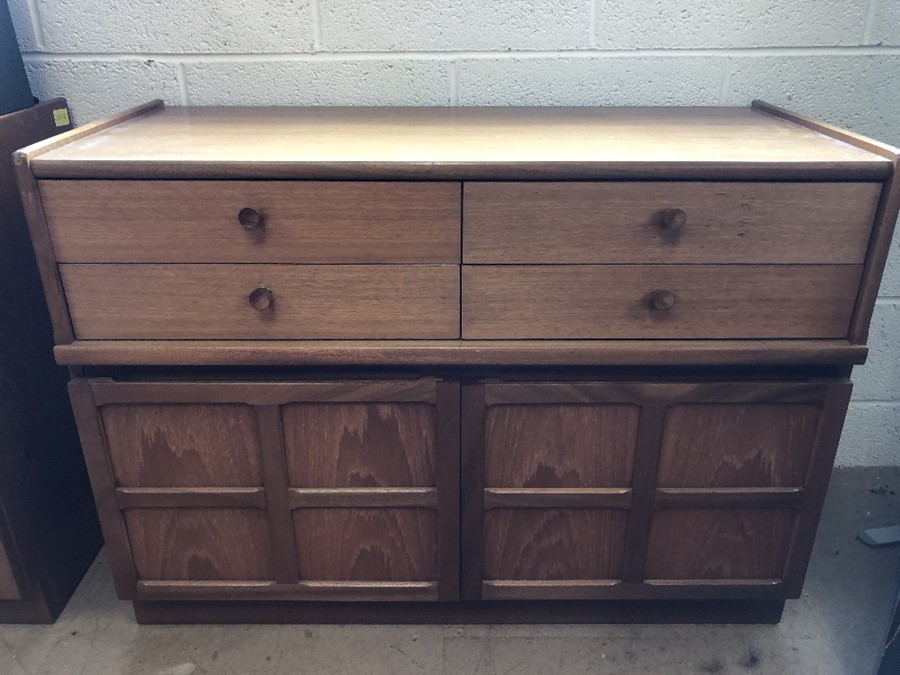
644, 509, 796, 580
484, 404, 638, 488
125, 508, 273, 581
102, 403, 263, 487
283, 403, 436, 487
294, 509, 437, 581
657, 403, 820, 488
482, 509, 627, 580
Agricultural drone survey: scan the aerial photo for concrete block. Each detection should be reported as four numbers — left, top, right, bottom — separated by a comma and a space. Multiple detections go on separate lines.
727, 55, 900, 147
24, 59, 181, 124
458, 56, 725, 106
871, 0, 900, 45
7, 0, 36, 52
37, 0, 314, 53
881, 225, 900, 297
185, 60, 449, 106
597, 0, 868, 49
320, 0, 590, 51
837, 403, 900, 466
852, 302, 900, 401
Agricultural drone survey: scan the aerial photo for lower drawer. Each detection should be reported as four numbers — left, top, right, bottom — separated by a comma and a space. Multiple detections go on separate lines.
69, 378, 460, 602
462, 264, 862, 339
61, 264, 460, 339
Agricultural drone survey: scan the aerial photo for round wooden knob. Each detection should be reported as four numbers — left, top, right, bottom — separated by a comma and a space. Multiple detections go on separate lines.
249, 286, 275, 311
662, 208, 687, 232
649, 289, 676, 311
238, 207, 264, 230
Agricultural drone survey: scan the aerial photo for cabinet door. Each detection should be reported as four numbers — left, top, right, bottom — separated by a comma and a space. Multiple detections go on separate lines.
69, 379, 459, 602
461, 380, 850, 601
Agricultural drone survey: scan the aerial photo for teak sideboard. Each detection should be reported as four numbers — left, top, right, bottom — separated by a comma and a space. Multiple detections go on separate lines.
15, 101, 900, 624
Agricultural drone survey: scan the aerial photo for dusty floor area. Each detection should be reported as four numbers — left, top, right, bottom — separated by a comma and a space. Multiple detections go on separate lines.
1, 466, 899, 674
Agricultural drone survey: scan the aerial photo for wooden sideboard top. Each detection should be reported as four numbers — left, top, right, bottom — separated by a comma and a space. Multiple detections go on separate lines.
18, 100, 896, 180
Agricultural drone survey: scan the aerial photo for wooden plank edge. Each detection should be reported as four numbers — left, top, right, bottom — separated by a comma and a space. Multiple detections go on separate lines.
28, 158, 891, 181
287, 488, 438, 509
849, 155, 900, 343
483, 488, 631, 510
752, 100, 900, 160
54, 339, 870, 367
116, 487, 267, 510
12, 99, 164, 163
136, 580, 438, 602
482, 579, 784, 601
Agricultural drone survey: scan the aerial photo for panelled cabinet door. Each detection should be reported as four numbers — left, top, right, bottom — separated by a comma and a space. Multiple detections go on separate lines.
68, 379, 459, 602
461, 380, 851, 601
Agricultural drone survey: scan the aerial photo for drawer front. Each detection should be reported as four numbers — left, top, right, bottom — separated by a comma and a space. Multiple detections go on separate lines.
61, 264, 460, 339
41, 181, 461, 263
462, 264, 862, 339
464, 182, 880, 264
70, 379, 460, 601
461, 380, 851, 600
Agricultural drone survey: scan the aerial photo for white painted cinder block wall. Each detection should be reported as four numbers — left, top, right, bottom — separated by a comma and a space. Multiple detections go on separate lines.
7, 1, 900, 465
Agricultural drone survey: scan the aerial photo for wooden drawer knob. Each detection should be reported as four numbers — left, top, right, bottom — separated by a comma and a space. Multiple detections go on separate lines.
662, 208, 686, 232
238, 207, 264, 230
249, 286, 275, 311
649, 289, 676, 311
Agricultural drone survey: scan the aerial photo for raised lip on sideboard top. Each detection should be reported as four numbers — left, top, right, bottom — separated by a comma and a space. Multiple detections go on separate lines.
15, 99, 898, 182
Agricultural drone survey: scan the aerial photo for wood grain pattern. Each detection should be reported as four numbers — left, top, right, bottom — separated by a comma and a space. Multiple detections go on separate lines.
124, 508, 273, 581
483, 404, 639, 488
135, 580, 438, 602
42, 181, 461, 264
101, 404, 263, 487
288, 488, 437, 509
293, 509, 437, 582
657, 404, 822, 488
644, 509, 796, 580
28, 106, 891, 181
464, 182, 880, 264
61, 264, 460, 340
53, 338, 871, 367
283, 403, 436, 487
482, 509, 627, 581
463, 264, 862, 339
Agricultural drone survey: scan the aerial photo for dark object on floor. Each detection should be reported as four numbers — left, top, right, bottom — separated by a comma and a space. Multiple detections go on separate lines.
0, 98, 102, 623
0, 0, 33, 115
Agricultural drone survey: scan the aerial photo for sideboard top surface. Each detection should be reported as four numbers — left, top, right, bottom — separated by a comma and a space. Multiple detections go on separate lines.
26, 104, 894, 180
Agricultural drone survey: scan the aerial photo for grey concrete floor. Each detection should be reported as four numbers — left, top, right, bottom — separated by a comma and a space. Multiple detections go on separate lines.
1, 466, 899, 675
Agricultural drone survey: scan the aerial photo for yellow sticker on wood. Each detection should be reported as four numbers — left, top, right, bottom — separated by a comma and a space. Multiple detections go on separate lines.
52, 108, 70, 128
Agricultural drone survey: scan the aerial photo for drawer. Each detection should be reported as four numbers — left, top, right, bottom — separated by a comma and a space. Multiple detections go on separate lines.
462, 264, 862, 339
41, 181, 461, 263
70, 378, 459, 599
463, 182, 881, 264
61, 264, 460, 339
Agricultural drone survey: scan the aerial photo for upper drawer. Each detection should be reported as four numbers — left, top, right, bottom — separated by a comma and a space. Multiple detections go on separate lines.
463, 182, 881, 264
61, 264, 459, 340
41, 181, 461, 263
